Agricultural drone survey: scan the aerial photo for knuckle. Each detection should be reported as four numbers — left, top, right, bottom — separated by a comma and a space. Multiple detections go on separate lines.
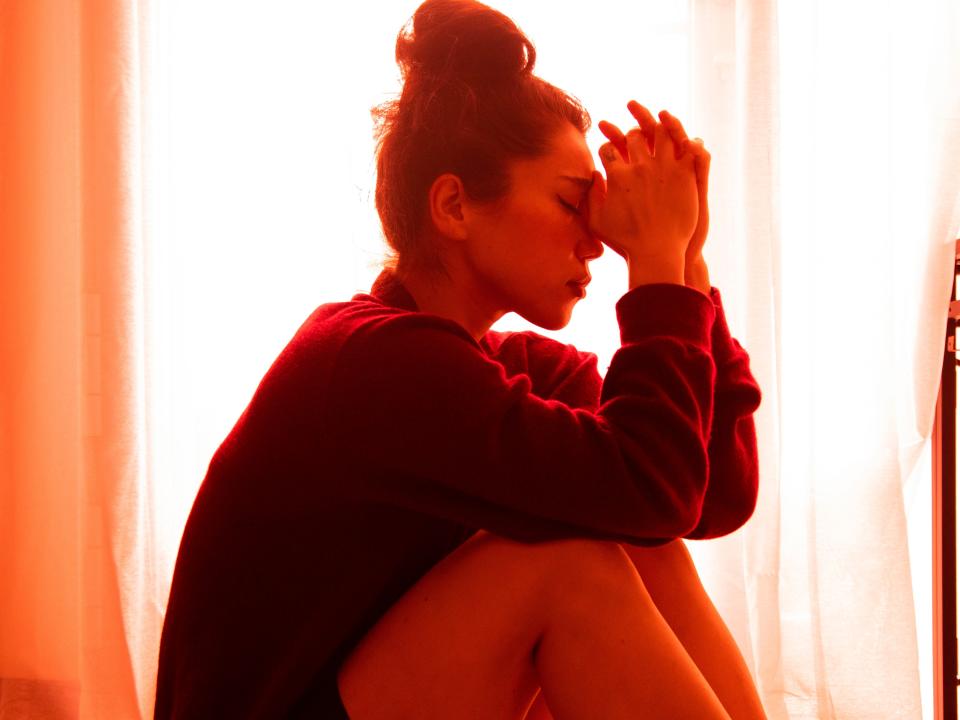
599, 143, 618, 161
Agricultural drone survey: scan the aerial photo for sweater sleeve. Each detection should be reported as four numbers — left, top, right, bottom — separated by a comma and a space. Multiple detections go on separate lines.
482, 288, 763, 543
323, 282, 717, 546
682, 286, 763, 539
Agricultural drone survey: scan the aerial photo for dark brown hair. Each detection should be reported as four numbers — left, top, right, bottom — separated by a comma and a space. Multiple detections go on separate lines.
371, 0, 592, 279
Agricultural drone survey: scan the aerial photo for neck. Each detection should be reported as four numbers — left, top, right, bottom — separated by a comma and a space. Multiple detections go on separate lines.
395, 262, 504, 343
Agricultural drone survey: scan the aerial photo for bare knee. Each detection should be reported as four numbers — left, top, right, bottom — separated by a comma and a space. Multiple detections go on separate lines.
485, 534, 655, 677
334, 530, 650, 719
335, 530, 629, 719
467, 531, 641, 590
536, 536, 644, 591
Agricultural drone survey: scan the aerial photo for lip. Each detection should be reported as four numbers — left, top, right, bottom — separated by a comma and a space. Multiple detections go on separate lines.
567, 281, 587, 298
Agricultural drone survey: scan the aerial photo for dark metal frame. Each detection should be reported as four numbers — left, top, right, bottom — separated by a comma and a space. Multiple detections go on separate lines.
934, 238, 960, 719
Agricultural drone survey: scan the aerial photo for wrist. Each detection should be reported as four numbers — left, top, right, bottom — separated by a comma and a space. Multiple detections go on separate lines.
627, 254, 686, 290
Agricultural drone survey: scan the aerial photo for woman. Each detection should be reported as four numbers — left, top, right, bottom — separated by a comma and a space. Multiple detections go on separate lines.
154, 0, 766, 718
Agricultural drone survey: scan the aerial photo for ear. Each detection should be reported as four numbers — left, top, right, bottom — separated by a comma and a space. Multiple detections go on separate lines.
427, 173, 469, 240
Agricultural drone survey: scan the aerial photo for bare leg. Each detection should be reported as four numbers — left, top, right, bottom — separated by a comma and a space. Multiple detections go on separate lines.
337, 530, 731, 720
622, 540, 768, 720
525, 540, 767, 720
533, 539, 731, 719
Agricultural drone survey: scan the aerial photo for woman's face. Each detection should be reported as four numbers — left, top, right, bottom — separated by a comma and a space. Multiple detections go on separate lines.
461, 122, 604, 331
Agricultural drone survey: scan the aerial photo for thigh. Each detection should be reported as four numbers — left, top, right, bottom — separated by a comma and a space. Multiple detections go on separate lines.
335, 530, 563, 720
522, 688, 555, 720
621, 537, 696, 575
522, 539, 700, 720
619, 538, 702, 613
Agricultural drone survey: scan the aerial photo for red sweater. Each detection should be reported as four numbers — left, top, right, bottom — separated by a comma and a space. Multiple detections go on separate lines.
154, 269, 762, 718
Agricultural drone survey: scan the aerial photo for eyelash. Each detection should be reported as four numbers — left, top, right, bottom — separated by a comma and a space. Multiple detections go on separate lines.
558, 198, 581, 215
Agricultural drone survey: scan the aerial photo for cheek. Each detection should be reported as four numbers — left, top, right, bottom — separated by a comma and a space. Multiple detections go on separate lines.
493, 209, 543, 254
489, 203, 572, 274
519, 204, 571, 239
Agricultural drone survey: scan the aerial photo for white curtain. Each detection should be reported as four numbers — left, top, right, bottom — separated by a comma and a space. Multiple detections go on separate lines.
2, 1, 959, 718
683, 0, 960, 718
0, 0, 158, 717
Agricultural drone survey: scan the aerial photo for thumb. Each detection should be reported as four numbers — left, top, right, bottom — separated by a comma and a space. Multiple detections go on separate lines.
588, 169, 606, 204
585, 169, 606, 230
692, 140, 710, 195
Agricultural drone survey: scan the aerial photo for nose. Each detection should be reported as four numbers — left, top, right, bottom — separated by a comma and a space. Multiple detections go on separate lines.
577, 228, 604, 262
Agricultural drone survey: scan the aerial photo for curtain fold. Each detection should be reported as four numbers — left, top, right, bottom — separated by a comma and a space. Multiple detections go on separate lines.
686, 0, 960, 718
688, 0, 790, 714
0, 0, 158, 717
1, 1, 959, 718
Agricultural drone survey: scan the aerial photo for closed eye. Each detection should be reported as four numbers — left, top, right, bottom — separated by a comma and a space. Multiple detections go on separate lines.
558, 197, 581, 215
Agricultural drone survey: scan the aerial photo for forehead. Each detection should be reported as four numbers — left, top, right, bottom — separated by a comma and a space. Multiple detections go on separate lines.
512, 123, 595, 180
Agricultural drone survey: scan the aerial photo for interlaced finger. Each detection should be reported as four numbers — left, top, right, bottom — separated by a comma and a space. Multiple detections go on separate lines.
624, 127, 652, 164
626, 100, 656, 154
598, 120, 628, 162
658, 110, 690, 161
598, 141, 621, 171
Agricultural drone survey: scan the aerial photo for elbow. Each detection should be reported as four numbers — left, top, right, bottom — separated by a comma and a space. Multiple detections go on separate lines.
684, 487, 758, 540
678, 502, 706, 538
724, 494, 758, 535
692, 453, 760, 538
733, 486, 759, 529
730, 466, 760, 529
676, 465, 711, 537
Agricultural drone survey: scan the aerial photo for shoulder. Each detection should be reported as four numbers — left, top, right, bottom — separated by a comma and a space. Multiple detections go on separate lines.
297, 295, 482, 351
483, 327, 593, 357
483, 328, 598, 370
332, 307, 502, 391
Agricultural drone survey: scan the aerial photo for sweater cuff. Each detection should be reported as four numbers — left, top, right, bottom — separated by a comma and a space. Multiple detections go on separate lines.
708, 286, 738, 368
615, 283, 715, 353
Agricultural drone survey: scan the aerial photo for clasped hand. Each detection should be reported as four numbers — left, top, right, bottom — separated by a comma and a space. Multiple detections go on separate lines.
589, 101, 711, 268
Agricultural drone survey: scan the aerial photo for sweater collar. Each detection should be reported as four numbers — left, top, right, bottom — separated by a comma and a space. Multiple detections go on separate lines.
367, 268, 491, 353
369, 268, 420, 312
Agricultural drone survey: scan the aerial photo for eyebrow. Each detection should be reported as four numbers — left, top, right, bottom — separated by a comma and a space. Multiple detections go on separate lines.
558, 174, 594, 188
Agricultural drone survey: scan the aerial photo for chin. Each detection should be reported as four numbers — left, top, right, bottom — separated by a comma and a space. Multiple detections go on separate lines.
518, 304, 574, 332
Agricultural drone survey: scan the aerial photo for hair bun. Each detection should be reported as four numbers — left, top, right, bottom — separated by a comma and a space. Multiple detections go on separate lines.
396, 0, 536, 85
